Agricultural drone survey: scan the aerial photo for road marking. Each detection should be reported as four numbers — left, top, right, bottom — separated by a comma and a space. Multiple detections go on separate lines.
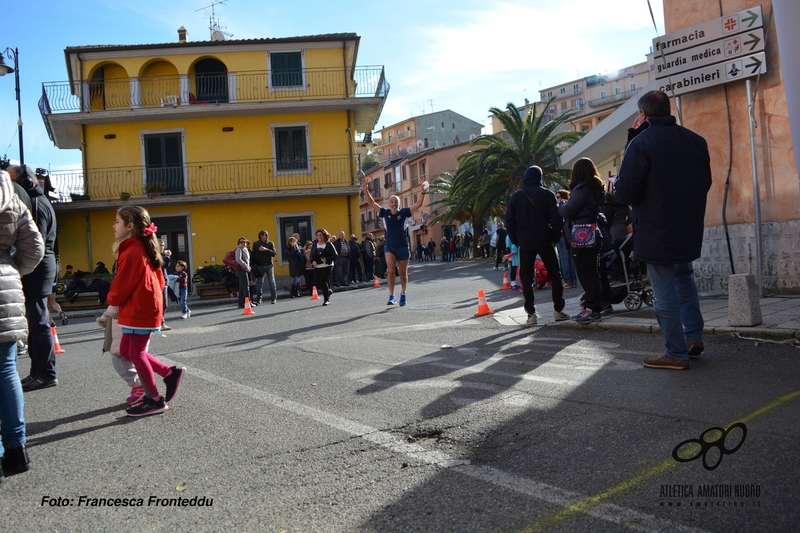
523, 389, 800, 532
159, 356, 709, 532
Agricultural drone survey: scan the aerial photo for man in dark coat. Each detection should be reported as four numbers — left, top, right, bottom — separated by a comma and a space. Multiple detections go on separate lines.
614, 90, 712, 370
9, 166, 58, 390
506, 166, 569, 326
494, 222, 507, 270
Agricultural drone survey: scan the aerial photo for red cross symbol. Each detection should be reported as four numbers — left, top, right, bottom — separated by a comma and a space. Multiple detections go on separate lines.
724, 18, 738, 32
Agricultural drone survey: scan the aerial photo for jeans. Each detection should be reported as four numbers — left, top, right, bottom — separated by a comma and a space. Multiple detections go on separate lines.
179, 287, 189, 314
364, 255, 374, 281
572, 247, 603, 312
519, 245, 565, 317
236, 269, 250, 307
26, 296, 56, 382
0, 341, 25, 454
647, 262, 704, 360
556, 238, 577, 284
255, 266, 277, 302
336, 257, 350, 286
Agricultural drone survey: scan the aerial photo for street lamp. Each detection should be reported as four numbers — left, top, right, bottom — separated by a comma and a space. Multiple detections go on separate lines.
0, 48, 23, 165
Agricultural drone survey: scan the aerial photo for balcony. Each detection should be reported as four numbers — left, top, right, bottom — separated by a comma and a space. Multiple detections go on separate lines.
48, 155, 357, 209
39, 66, 390, 148
587, 89, 636, 108
397, 129, 415, 140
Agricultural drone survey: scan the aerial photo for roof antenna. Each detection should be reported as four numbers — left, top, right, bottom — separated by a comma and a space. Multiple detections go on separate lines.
196, 0, 233, 40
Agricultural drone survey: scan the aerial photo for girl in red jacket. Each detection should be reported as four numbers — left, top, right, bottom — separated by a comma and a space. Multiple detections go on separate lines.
107, 206, 185, 417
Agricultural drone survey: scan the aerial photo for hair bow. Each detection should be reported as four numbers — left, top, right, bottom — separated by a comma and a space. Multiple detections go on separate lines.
143, 222, 158, 236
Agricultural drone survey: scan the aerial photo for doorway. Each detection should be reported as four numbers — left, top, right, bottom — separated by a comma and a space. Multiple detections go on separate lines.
153, 215, 191, 280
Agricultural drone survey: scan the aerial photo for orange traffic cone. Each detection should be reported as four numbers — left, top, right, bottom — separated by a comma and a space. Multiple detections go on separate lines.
500, 271, 511, 290
373, 276, 381, 288
51, 325, 65, 354
474, 289, 495, 317
310, 286, 321, 300
242, 297, 255, 315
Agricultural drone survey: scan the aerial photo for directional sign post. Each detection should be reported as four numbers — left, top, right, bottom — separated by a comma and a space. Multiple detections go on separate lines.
654, 28, 765, 79
652, 6, 763, 56
656, 51, 767, 96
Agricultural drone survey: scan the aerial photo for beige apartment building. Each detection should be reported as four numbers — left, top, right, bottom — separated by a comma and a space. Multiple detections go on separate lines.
491, 63, 653, 138
373, 110, 482, 163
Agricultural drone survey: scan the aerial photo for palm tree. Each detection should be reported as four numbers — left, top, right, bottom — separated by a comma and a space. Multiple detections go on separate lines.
430, 100, 581, 251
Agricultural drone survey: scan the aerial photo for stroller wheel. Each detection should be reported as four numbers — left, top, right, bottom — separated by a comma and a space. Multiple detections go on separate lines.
624, 292, 642, 311
642, 289, 655, 306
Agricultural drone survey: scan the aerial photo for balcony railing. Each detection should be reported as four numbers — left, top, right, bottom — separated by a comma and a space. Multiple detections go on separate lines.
39, 66, 389, 114
587, 89, 636, 108
397, 129, 415, 140
49, 155, 356, 201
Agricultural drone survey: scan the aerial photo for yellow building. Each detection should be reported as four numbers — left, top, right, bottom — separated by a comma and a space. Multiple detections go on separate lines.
40, 30, 388, 279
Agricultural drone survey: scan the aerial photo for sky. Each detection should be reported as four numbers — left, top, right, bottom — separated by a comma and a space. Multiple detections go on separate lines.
0, 0, 664, 171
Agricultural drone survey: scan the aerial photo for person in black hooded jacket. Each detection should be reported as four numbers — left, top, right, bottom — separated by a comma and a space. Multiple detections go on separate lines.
505, 165, 568, 326
8, 165, 58, 391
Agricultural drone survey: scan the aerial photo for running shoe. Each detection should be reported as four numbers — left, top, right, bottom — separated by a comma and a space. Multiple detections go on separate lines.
387, 295, 397, 305
126, 396, 168, 417
399, 294, 407, 306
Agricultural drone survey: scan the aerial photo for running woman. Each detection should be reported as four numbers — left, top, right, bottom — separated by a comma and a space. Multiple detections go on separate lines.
362, 179, 428, 306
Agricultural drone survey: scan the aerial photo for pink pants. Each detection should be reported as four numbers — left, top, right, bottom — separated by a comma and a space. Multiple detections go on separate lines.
120, 333, 170, 399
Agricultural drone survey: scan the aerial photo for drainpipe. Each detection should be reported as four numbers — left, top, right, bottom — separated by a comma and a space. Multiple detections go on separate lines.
342, 41, 348, 99
78, 54, 93, 269
346, 114, 354, 237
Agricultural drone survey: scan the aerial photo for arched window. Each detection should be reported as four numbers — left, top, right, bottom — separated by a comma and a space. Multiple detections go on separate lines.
194, 58, 228, 103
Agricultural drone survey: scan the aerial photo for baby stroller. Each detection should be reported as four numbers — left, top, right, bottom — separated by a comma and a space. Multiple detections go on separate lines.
600, 233, 654, 311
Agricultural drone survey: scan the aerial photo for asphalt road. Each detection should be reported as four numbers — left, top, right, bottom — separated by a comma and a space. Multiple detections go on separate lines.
3, 259, 798, 532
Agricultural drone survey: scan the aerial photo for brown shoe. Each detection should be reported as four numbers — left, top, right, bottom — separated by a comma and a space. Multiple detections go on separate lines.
643, 354, 689, 370
686, 339, 704, 357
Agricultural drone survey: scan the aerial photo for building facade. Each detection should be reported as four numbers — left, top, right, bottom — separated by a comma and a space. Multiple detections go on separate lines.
374, 110, 482, 163
40, 31, 388, 280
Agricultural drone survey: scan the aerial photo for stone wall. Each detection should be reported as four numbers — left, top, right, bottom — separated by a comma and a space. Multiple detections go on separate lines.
696, 220, 800, 294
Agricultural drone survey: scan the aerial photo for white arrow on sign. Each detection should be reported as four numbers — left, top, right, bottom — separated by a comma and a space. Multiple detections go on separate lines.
653, 6, 762, 55
657, 52, 767, 97
655, 28, 765, 79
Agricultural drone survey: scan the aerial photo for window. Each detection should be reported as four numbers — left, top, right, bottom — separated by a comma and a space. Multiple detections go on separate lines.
547, 91, 553, 99
274, 126, 307, 171
601, 91, 607, 99
573, 98, 581, 109
410, 163, 419, 186
403, 197, 408, 208
519, 108, 526, 118
615, 87, 621, 95
402, 166, 407, 181
581, 125, 590, 132
561, 101, 567, 110
452, 123, 455, 129
194, 58, 228, 103
270, 52, 303, 87
420, 160, 427, 181
143, 132, 184, 194
573, 84, 580, 94
630, 82, 636, 92
279, 216, 311, 262
560, 87, 566, 94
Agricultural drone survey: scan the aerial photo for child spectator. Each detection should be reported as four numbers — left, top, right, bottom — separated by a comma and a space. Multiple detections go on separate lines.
106, 206, 185, 417
97, 240, 143, 405
175, 260, 191, 319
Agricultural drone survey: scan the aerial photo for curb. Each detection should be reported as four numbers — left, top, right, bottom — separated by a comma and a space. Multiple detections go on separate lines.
550, 317, 799, 341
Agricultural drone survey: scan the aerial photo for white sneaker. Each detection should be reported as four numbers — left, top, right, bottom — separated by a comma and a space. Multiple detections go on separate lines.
526, 314, 538, 326
180, 313, 188, 319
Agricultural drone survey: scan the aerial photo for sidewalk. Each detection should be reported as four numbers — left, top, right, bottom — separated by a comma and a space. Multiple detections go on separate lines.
493, 294, 800, 341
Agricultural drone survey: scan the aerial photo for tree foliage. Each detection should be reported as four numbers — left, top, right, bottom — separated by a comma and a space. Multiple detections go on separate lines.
429, 101, 581, 232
